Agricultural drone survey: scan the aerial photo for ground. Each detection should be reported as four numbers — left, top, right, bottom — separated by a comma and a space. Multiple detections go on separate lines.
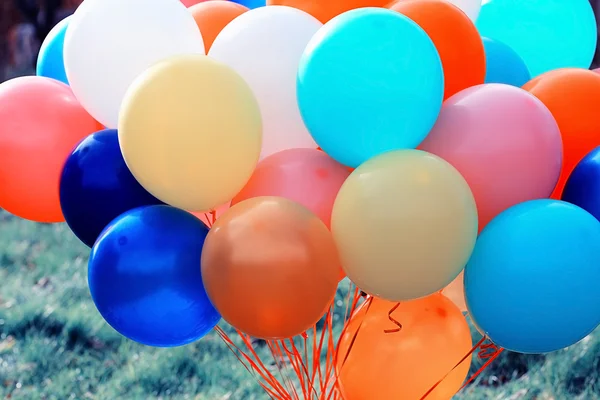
0, 212, 599, 400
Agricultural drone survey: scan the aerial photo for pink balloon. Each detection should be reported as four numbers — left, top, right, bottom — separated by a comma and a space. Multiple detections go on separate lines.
180, 0, 210, 7
420, 84, 562, 229
232, 148, 351, 229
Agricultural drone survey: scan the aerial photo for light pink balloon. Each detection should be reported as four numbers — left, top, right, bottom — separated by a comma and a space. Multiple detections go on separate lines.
420, 84, 562, 229
232, 148, 351, 228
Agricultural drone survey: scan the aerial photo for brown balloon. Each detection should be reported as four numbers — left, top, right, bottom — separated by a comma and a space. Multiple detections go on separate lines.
201, 196, 341, 339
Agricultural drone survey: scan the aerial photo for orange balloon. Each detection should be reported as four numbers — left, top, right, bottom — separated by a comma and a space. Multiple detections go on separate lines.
267, 0, 391, 23
523, 68, 600, 198
337, 294, 472, 400
201, 196, 340, 339
189, 1, 248, 51
0, 77, 102, 222
390, 0, 485, 100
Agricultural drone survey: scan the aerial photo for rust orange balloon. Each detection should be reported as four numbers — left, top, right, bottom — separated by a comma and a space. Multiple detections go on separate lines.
189, 1, 248, 51
201, 197, 340, 339
0, 76, 102, 222
523, 68, 600, 198
267, 0, 391, 23
390, 0, 485, 99
337, 294, 472, 400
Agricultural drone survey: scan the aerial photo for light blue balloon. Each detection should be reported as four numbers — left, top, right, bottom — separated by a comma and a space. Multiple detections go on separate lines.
37, 16, 71, 85
476, 0, 597, 78
297, 8, 443, 168
482, 37, 530, 87
465, 199, 600, 354
229, 0, 265, 9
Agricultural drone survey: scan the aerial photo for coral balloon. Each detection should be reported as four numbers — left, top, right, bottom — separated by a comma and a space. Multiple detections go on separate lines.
331, 150, 478, 301
232, 149, 350, 228
118, 55, 262, 212
465, 200, 600, 353
420, 84, 562, 229
201, 197, 340, 339
0, 77, 102, 222
189, 1, 248, 51
337, 295, 472, 400
390, 0, 485, 100
267, 0, 390, 23
209, 6, 321, 159
523, 69, 600, 198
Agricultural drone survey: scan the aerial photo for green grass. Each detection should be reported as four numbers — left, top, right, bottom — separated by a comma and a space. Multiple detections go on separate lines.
0, 211, 599, 400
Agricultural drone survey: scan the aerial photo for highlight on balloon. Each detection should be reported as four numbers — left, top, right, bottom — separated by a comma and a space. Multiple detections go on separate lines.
1, 0, 600, 399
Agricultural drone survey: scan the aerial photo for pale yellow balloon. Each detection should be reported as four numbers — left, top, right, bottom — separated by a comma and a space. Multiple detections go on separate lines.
331, 149, 478, 301
118, 54, 262, 211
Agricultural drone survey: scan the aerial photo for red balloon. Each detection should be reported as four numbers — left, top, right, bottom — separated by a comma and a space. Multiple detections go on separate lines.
0, 77, 103, 222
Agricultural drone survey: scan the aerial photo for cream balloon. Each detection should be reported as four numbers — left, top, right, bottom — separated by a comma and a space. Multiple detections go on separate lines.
118, 55, 262, 212
449, 0, 482, 20
64, 0, 204, 128
331, 149, 478, 301
209, 6, 321, 159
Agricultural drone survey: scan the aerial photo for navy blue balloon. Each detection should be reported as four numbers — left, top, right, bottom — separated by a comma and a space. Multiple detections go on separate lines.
60, 129, 163, 247
88, 205, 221, 347
562, 146, 600, 221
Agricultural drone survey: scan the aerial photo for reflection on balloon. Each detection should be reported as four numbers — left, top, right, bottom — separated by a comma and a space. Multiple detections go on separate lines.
523, 68, 600, 198
420, 84, 562, 229
390, 0, 485, 100
64, 0, 204, 127
37, 16, 70, 84
562, 147, 600, 222
210, 6, 321, 159
297, 8, 443, 167
482, 37, 530, 87
118, 54, 262, 212
60, 129, 164, 248
337, 295, 472, 400
201, 197, 340, 339
476, 0, 596, 77
0, 76, 102, 222
332, 149, 478, 301
89, 205, 221, 347
465, 200, 600, 353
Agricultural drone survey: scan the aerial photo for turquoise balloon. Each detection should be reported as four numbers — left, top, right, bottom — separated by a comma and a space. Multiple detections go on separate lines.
37, 16, 70, 85
297, 8, 443, 168
465, 200, 600, 354
476, 0, 596, 78
482, 37, 530, 87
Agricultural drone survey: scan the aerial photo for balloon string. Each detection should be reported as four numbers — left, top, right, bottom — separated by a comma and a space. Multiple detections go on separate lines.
214, 326, 289, 399
266, 341, 300, 400
383, 302, 402, 334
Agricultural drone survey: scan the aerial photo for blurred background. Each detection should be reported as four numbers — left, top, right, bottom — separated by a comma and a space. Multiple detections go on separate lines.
2, 1, 600, 399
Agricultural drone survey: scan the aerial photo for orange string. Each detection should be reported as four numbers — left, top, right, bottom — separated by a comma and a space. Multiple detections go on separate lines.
383, 302, 402, 334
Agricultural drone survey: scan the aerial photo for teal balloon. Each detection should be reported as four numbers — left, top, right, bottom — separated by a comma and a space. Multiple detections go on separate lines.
476, 0, 596, 78
297, 8, 443, 168
482, 37, 530, 87
465, 200, 600, 354
37, 16, 70, 85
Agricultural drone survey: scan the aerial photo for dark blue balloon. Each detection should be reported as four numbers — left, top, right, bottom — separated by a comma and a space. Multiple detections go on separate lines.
60, 129, 163, 247
562, 146, 600, 221
88, 205, 221, 347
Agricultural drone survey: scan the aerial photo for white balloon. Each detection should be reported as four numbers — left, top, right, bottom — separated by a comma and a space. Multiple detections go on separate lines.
209, 6, 322, 159
448, 0, 482, 21
64, 0, 204, 128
